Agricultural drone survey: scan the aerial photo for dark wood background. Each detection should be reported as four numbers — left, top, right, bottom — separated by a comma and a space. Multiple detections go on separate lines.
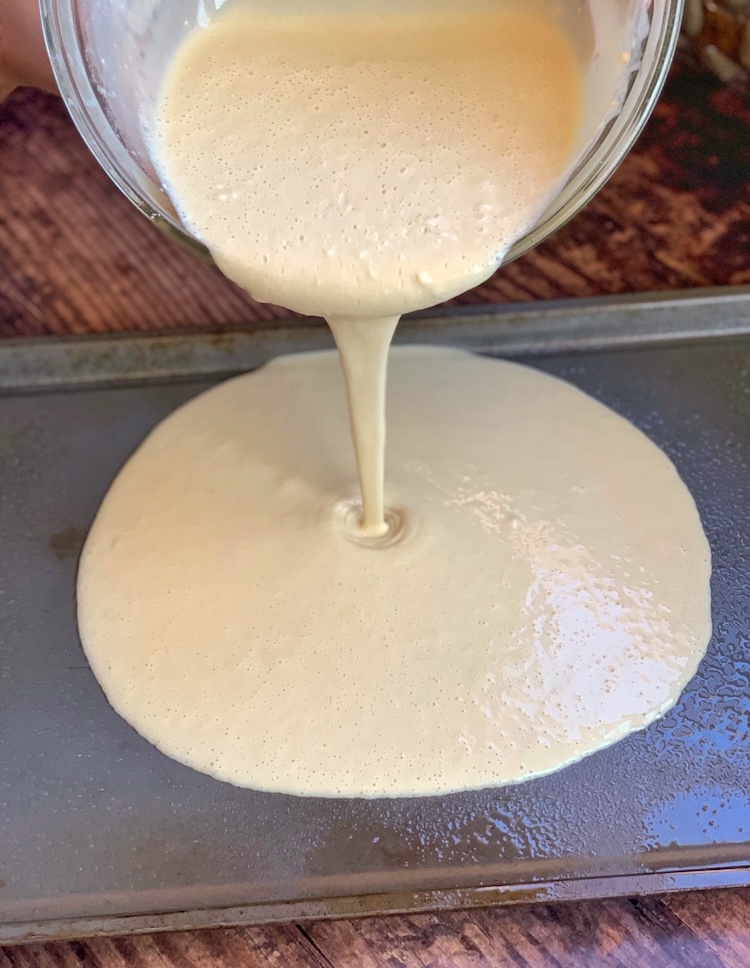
1, 60, 748, 338
1, 55, 749, 967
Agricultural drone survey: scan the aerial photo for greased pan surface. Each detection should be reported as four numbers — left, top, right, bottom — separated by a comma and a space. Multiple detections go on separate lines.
1, 289, 748, 943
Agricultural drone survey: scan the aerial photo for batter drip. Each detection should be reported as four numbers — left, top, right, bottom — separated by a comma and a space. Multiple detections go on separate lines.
77, 1, 712, 797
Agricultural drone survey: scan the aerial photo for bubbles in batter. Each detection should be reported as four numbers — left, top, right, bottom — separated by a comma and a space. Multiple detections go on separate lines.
150, 0, 588, 532
77, 1, 711, 798
77, 349, 712, 798
152, 2, 583, 318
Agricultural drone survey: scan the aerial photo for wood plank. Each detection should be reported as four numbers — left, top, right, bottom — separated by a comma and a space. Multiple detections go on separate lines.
664, 889, 750, 968
5, 895, 750, 968
333, 899, 732, 968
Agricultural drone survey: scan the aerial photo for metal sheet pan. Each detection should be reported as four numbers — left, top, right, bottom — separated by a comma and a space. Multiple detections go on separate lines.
1, 287, 749, 944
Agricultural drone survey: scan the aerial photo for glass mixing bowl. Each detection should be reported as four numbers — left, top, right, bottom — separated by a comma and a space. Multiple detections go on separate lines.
40, 0, 684, 268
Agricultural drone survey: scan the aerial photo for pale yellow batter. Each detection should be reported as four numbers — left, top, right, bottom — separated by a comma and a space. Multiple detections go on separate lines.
77, 1, 712, 798
78, 348, 712, 798
152, 0, 584, 532
153, 2, 582, 319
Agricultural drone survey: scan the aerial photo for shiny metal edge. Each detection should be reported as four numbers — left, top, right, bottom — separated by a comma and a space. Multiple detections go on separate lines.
1, 287, 749, 393
3, 866, 749, 945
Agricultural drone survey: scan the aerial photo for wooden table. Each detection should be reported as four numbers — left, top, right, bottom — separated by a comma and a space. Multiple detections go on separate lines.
1, 58, 749, 967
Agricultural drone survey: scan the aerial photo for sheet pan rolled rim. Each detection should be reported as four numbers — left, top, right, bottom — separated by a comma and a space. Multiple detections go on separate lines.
1, 286, 749, 394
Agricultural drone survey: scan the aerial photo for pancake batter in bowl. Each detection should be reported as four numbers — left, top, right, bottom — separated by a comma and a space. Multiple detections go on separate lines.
150, 0, 585, 533
77, 0, 712, 797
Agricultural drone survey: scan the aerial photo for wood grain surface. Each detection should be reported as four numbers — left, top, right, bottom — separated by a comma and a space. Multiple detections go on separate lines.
0, 60, 748, 338
1, 54, 749, 968
2, 894, 750, 968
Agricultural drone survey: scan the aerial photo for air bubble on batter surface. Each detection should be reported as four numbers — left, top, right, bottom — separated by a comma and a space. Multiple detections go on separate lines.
149, 4, 584, 317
